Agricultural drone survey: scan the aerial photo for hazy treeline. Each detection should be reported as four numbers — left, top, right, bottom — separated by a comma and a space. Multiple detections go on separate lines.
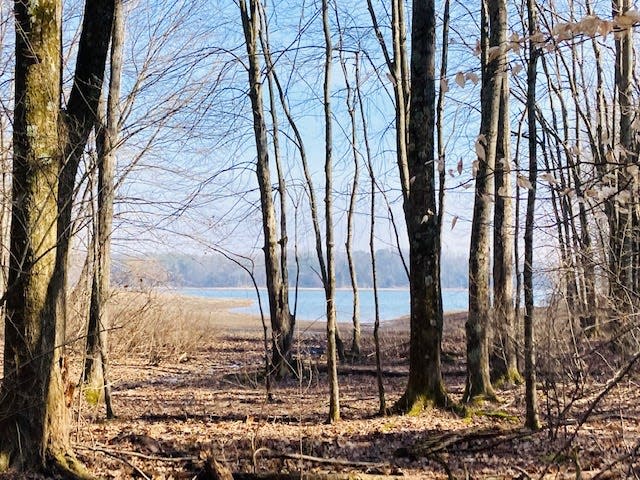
113, 250, 470, 289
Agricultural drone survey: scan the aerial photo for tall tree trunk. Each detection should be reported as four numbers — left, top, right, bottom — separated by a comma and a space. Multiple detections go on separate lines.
524, 0, 540, 430
610, 0, 635, 308
393, 0, 448, 413
338, 45, 361, 358
492, 65, 520, 385
465, 0, 503, 403
356, 54, 386, 414
0, 0, 114, 474
436, 0, 450, 245
84, 0, 124, 420
322, 0, 340, 423
239, 0, 293, 378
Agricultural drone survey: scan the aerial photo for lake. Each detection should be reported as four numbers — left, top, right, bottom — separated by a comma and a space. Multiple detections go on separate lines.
177, 287, 469, 324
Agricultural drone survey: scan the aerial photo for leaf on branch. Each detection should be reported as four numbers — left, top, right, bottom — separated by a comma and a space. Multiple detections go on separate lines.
631, 116, 640, 132
386, 72, 397, 86
440, 78, 449, 93
618, 190, 631, 205
487, 46, 502, 62
559, 187, 573, 196
584, 188, 598, 198
455, 71, 466, 88
474, 39, 481, 56
539, 172, 558, 185
497, 185, 508, 197
598, 20, 614, 37
451, 216, 458, 230
472, 160, 479, 178
421, 210, 434, 224
517, 174, 533, 190
511, 64, 523, 76
457, 158, 463, 175
448, 168, 455, 178
578, 15, 600, 37
466, 72, 479, 85
438, 158, 445, 173
509, 33, 521, 54
615, 10, 640, 28
410, 176, 416, 185
530, 31, 546, 44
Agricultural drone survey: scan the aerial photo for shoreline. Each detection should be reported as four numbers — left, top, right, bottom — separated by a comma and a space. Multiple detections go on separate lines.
117, 289, 467, 334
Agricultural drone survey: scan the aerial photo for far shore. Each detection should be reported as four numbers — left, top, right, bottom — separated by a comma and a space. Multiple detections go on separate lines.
116, 289, 468, 335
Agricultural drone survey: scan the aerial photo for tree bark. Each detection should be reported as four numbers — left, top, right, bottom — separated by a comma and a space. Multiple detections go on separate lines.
239, 0, 293, 378
0, 0, 114, 474
610, 0, 635, 308
465, 0, 502, 403
524, 0, 540, 430
393, 0, 448, 413
322, 0, 340, 423
85, 0, 124, 420
492, 64, 520, 385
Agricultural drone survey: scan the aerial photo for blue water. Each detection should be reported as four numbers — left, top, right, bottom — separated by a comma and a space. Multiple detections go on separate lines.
177, 287, 469, 324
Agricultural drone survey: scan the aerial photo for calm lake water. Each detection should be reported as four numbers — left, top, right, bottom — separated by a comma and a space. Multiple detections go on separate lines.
177, 287, 469, 323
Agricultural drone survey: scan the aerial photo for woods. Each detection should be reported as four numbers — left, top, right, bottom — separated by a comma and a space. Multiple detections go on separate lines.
0, 0, 639, 478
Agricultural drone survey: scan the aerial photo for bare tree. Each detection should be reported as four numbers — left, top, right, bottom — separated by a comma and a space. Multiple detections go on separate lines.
239, 0, 294, 378
524, 0, 540, 430
323, 0, 340, 423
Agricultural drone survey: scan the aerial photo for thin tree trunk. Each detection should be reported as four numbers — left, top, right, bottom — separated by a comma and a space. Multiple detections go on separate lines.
338, 45, 361, 358
436, 0, 450, 243
239, 0, 293, 378
492, 62, 520, 385
322, 0, 339, 423
356, 53, 386, 414
259, 2, 296, 379
465, 0, 502, 403
610, 0, 634, 308
524, 0, 540, 430
85, 0, 125, 420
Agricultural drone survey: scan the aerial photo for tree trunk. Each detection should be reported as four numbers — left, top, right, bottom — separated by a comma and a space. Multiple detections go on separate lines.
322, 0, 339, 423
465, 0, 502, 403
338, 46, 361, 358
492, 67, 520, 385
239, 0, 293, 378
393, 0, 448, 414
356, 53, 386, 414
0, 0, 114, 474
610, 0, 635, 308
84, 0, 124, 420
524, 0, 540, 430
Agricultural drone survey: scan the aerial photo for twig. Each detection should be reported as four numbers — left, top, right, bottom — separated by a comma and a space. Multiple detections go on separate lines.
75, 443, 197, 463
253, 447, 386, 469
513, 466, 532, 479
83, 446, 152, 480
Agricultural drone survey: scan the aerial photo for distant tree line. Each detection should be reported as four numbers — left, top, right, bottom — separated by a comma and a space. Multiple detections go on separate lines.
112, 250, 470, 290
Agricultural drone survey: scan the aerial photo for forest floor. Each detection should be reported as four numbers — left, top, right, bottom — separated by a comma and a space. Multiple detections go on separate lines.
2, 290, 640, 479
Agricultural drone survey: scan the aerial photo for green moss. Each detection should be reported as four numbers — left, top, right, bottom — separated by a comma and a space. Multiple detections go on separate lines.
478, 409, 519, 423
84, 387, 102, 406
